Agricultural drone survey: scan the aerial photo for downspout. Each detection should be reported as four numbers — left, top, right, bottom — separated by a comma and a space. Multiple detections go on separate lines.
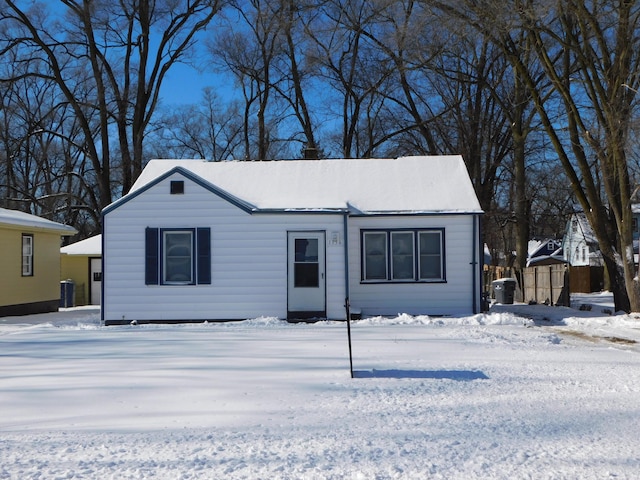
343, 212, 350, 312
100, 213, 105, 326
472, 214, 479, 314
344, 211, 353, 378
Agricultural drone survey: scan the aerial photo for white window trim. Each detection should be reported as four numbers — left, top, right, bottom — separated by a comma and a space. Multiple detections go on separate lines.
363, 231, 388, 281
390, 231, 415, 281
418, 230, 444, 281
162, 230, 194, 285
361, 229, 445, 283
22, 234, 33, 277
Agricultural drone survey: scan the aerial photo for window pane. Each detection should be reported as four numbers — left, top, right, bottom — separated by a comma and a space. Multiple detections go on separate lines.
295, 238, 318, 262
420, 257, 441, 279
22, 258, 32, 276
420, 232, 440, 254
22, 236, 32, 253
364, 233, 387, 280
391, 232, 414, 280
419, 232, 442, 279
164, 231, 192, 283
295, 263, 319, 287
22, 235, 33, 276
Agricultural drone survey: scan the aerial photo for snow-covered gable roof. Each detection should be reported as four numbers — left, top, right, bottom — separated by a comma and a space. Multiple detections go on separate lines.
61, 234, 101, 256
569, 213, 598, 245
0, 207, 76, 235
526, 239, 565, 267
115, 156, 483, 215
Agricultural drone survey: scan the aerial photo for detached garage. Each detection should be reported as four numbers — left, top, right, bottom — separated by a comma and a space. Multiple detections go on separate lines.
60, 235, 102, 306
101, 156, 484, 324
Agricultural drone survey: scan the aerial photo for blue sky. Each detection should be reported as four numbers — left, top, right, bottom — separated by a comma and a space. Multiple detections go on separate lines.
161, 64, 214, 105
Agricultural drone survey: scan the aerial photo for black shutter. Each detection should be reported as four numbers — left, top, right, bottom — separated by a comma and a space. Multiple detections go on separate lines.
145, 227, 159, 285
197, 227, 211, 284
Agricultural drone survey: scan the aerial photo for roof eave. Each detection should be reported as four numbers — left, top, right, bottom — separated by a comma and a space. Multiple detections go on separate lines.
347, 209, 484, 217
0, 221, 77, 235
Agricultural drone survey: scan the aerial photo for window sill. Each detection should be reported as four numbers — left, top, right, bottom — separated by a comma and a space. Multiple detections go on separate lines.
360, 279, 447, 285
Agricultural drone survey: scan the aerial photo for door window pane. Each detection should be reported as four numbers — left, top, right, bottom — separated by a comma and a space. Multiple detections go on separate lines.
294, 238, 319, 287
164, 231, 193, 283
295, 238, 318, 262
364, 232, 387, 280
391, 232, 414, 280
295, 263, 319, 287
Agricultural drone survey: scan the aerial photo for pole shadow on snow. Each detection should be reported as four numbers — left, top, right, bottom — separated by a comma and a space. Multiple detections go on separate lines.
353, 369, 489, 381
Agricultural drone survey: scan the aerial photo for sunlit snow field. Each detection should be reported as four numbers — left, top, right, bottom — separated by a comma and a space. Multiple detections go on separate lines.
1, 294, 640, 479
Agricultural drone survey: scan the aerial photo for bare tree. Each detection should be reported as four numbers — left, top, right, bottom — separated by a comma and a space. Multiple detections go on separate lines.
0, 46, 98, 234
209, 0, 290, 160
155, 88, 244, 160
274, 0, 322, 157
0, 0, 222, 217
304, 0, 396, 157
432, 0, 640, 311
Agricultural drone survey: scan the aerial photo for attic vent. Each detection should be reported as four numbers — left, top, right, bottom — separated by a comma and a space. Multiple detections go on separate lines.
170, 180, 184, 194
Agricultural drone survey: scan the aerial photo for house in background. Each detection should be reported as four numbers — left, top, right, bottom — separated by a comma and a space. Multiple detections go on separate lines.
60, 234, 102, 306
101, 156, 484, 325
562, 212, 608, 293
0, 208, 76, 316
526, 239, 565, 267
562, 212, 604, 267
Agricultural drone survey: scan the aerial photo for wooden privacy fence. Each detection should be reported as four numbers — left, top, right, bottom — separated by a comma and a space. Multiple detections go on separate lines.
568, 266, 605, 293
485, 264, 603, 306
522, 264, 569, 306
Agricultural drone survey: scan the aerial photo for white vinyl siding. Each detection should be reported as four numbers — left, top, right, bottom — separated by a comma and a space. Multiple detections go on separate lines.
103, 173, 346, 322
349, 216, 479, 316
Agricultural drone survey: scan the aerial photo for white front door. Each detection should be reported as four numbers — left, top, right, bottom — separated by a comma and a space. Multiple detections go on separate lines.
90, 257, 102, 305
287, 231, 326, 318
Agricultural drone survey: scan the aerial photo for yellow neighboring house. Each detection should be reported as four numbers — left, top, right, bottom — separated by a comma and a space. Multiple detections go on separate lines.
60, 235, 102, 306
0, 207, 77, 317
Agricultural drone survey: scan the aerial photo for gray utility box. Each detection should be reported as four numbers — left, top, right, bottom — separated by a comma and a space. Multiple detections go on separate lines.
492, 278, 516, 304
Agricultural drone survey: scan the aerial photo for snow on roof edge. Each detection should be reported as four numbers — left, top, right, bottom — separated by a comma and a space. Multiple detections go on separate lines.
0, 208, 77, 234
61, 234, 102, 255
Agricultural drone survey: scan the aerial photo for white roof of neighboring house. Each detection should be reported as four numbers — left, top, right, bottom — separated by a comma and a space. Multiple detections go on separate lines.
569, 212, 598, 245
527, 240, 542, 256
61, 234, 102, 256
526, 239, 565, 267
0, 207, 76, 235
121, 156, 483, 214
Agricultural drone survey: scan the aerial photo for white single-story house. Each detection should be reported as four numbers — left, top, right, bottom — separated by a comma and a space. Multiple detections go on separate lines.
101, 156, 484, 324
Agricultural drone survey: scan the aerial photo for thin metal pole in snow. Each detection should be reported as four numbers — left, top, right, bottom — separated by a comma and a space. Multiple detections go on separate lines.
342, 213, 354, 378
345, 297, 354, 378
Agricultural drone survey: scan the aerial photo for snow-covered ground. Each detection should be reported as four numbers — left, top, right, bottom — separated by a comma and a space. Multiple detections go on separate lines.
1, 295, 640, 479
